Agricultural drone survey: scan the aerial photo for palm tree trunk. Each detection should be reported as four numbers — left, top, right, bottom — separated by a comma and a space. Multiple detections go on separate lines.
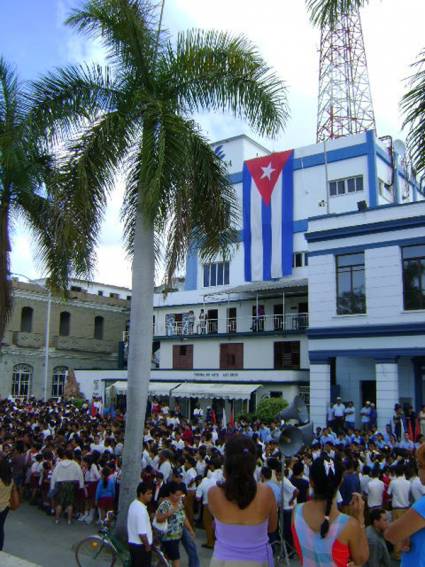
116, 205, 155, 536
0, 200, 12, 344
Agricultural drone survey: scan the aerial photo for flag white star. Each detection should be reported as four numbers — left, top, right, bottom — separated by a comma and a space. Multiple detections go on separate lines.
260, 162, 275, 180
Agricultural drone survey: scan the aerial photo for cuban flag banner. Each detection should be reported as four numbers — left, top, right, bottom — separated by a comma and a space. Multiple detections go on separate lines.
243, 150, 294, 281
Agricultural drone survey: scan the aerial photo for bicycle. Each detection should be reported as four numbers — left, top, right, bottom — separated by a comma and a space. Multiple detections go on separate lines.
75, 512, 170, 567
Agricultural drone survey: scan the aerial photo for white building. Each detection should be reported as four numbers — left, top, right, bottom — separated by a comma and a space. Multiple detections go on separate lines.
75, 130, 425, 427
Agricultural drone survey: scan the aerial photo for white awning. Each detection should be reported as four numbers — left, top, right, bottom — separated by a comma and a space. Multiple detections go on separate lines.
203, 278, 307, 297
106, 381, 180, 396
172, 382, 261, 400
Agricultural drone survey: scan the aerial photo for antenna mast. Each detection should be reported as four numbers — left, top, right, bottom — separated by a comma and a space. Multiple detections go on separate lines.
316, 7, 376, 142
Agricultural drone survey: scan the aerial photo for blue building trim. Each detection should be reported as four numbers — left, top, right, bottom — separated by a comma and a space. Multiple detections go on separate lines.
375, 145, 392, 168
309, 197, 425, 222
305, 214, 425, 243
366, 130, 378, 208
307, 235, 425, 258
308, 322, 425, 339
293, 219, 309, 233
309, 348, 425, 363
228, 139, 370, 186
184, 247, 198, 291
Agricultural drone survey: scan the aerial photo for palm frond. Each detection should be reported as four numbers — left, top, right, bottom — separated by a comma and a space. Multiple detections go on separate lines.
163, 29, 288, 137
401, 49, 425, 175
30, 64, 119, 143
305, 0, 368, 27
66, 0, 159, 78
0, 202, 12, 342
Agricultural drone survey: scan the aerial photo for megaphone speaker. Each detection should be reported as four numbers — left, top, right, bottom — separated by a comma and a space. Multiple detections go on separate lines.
278, 395, 309, 425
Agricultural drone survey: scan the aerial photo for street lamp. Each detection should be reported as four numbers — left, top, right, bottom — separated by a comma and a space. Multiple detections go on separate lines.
11, 273, 52, 401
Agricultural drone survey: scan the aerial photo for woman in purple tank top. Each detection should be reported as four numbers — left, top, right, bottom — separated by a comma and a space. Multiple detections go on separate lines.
208, 435, 277, 567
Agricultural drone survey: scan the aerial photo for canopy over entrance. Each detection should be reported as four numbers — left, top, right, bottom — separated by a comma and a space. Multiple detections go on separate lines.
106, 381, 180, 396
171, 382, 261, 400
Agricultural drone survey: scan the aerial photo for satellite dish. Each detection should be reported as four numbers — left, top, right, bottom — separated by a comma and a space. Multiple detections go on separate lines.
393, 139, 406, 158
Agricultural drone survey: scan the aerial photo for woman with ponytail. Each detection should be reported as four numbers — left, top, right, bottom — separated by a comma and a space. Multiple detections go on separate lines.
292, 456, 368, 567
208, 435, 277, 566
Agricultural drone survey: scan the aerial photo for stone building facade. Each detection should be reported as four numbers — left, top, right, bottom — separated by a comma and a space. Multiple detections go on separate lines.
0, 280, 129, 399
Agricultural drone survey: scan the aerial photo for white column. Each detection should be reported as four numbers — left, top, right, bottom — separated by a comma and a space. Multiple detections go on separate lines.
309, 363, 331, 428
375, 361, 399, 431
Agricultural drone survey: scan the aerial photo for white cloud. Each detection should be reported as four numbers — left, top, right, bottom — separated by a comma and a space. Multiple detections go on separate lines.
12, 0, 425, 288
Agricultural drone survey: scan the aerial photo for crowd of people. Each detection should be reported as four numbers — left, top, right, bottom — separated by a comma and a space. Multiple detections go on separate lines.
1, 395, 425, 567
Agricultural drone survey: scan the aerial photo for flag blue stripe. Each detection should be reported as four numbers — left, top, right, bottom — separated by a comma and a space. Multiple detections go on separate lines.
282, 152, 294, 275
262, 200, 272, 280
242, 164, 252, 281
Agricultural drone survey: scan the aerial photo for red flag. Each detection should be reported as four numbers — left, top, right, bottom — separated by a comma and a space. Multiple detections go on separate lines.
408, 419, 414, 441
211, 409, 216, 425
229, 411, 235, 428
416, 418, 421, 440
91, 401, 96, 417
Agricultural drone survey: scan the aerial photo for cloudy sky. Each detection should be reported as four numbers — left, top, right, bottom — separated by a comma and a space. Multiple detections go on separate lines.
2, 0, 424, 288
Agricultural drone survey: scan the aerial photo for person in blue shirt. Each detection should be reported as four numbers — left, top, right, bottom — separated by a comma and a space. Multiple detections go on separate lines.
95, 466, 116, 522
398, 432, 415, 451
385, 444, 425, 567
339, 457, 361, 514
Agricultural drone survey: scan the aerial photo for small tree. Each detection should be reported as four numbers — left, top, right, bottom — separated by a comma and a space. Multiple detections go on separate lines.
256, 397, 288, 423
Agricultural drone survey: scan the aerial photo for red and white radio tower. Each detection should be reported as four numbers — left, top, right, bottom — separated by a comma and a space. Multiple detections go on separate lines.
316, 7, 376, 142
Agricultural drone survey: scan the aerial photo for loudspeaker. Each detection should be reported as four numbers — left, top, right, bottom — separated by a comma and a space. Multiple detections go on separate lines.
276, 422, 314, 457
278, 395, 309, 425
357, 200, 368, 211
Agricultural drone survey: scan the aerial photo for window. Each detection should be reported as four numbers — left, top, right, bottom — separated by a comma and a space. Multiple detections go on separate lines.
329, 175, 363, 197
227, 307, 237, 333
336, 253, 366, 314
70, 285, 83, 292
59, 311, 71, 336
274, 341, 300, 370
403, 245, 425, 310
110, 292, 120, 299
220, 343, 243, 369
378, 179, 394, 202
51, 366, 67, 398
172, 344, 193, 369
94, 316, 104, 340
97, 290, 104, 296
292, 252, 308, 268
126, 295, 132, 301
20, 307, 33, 333
12, 364, 33, 398
203, 261, 230, 287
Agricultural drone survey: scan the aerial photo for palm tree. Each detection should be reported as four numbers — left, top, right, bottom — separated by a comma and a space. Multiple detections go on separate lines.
305, 0, 425, 174
0, 57, 91, 342
32, 0, 288, 528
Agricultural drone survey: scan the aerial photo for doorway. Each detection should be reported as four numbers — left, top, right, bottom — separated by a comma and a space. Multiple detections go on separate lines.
361, 380, 376, 405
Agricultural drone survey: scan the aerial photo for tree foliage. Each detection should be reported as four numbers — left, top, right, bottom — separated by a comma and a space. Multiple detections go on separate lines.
255, 397, 288, 423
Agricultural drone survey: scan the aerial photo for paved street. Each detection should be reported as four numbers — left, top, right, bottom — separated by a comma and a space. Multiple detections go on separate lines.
4, 504, 213, 567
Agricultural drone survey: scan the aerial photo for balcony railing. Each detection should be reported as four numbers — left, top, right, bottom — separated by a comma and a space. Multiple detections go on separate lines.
120, 313, 307, 339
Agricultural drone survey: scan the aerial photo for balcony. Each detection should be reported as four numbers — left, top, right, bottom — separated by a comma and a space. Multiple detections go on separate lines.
13, 332, 44, 349
54, 336, 116, 353
129, 313, 308, 339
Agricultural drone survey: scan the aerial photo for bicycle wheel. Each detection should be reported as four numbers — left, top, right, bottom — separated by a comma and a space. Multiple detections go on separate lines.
75, 536, 119, 567
151, 546, 170, 567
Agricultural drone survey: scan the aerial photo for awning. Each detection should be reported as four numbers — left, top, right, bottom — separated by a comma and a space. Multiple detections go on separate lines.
106, 381, 180, 396
203, 278, 307, 297
172, 382, 261, 400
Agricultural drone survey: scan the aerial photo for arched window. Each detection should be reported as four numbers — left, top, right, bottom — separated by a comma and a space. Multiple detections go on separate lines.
20, 307, 33, 333
94, 316, 104, 340
59, 311, 71, 336
51, 366, 68, 398
12, 364, 33, 398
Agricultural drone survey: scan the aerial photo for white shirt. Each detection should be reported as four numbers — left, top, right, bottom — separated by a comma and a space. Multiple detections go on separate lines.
283, 477, 297, 510
411, 477, 425, 502
159, 460, 172, 482
388, 477, 411, 508
333, 403, 346, 418
127, 500, 152, 545
367, 478, 385, 508
196, 477, 216, 505
183, 467, 197, 488
345, 407, 356, 423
